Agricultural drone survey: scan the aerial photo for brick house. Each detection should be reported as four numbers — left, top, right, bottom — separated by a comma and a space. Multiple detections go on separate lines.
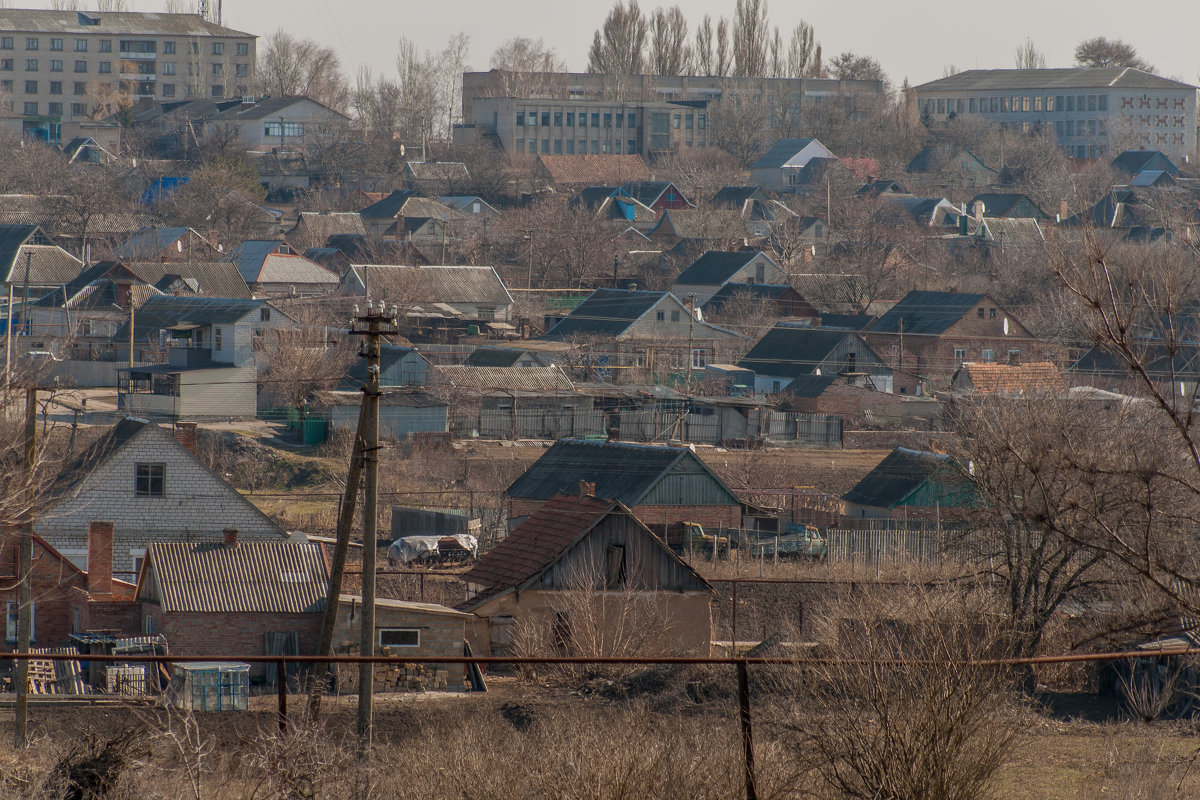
138, 535, 328, 678
506, 438, 745, 533
949, 361, 1065, 396
37, 418, 289, 580
841, 447, 974, 520
463, 492, 713, 657
863, 290, 1045, 395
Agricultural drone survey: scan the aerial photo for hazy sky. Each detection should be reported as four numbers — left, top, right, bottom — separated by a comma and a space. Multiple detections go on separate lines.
29, 1, 1200, 87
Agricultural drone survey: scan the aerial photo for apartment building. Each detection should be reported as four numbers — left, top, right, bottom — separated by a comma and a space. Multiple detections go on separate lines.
0, 9, 255, 143
913, 68, 1197, 161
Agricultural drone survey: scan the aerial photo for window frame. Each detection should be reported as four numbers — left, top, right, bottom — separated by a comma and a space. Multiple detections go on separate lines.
378, 628, 420, 648
135, 462, 166, 497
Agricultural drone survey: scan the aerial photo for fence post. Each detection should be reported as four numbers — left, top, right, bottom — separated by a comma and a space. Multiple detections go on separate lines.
736, 660, 758, 800
277, 659, 287, 733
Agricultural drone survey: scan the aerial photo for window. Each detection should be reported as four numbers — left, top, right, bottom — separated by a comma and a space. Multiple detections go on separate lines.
1008, 349, 1021, 361
50, 59, 61, 72
6, 601, 34, 644
627, 139, 636, 153
161, 83, 175, 97
977, 307, 985, 318
953, 348, 966, 362
981, 348, 996, 362
98, 61, 110, 73
260, 307, 271, 322
515, 111, 524, 126
656, 311, 665, 321
565, 111, 574, 126
685, 114, 693, 129
0, 38, 11, 50
590, 112, 599, 127
264, 121, 304, 137
71, 101, 86, 114
23, 80, 36, 94
163, 41, 175, 54
989, 97, 998, 112
188, 41, 199, 54
540, 111, 549, 126
629, 112, 637, 127
515, 137, 524, 151
211, 62, 222, 75
72, 80, 86, 95
49, 81, 61, 95
24, 59, 36, 71
130, 549, 146, 577
553, 138, 562, 154
565, 139, 574, 154
989, 308, 997, 319
590, 139, 598, 153
2, 81, 13, 93
47, 101, 61, 115
672, 114, 680, 128
379, 629, 419, 648
1087, 95, 1096, 111
99, 39, 111, 53
162, 62, 175, 75
0, 59, 9, 71
553, 111, 561, 126
73, 59, 86, 73
211, 42, 224, 55
1098, 95, 1107, 111
211, 84, 223, 97
25, 38, 38, 51
135, 463, 165, 497
214, 327, 222, 351
969, 98, 976, 113
691, 348, 707, 369
236, 42, 248, 56
670, 310, 680, 322
1033, 95, 1042, 111
615, 112, 622, 128
1021, 96, 1030, 112
50, 38, 62, 51
577, 112, 586, 128
604, 544, 626, 588
22, 101, 36, 115
937, 98, 945, 114
529, 140, 537, 153
603, 112, 612, 128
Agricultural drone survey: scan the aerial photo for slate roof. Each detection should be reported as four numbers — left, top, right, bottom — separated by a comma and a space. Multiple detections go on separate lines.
114, 260, 251, 299
906, 147, 997, 176
224, 240, 337, 285
465, 347, 537, 367
437, 196, 499, 216
48, 416, 152, 500
750, 138, 820, 169
0, 231, 85, 287
359, 190, 420, 219
878, 197, 957, 226
842, 447, 956, 508
432, 365, 574, 392
289, 211, 367, 241
113, 296, 270, 341
506, 438, 738, 506
222, 96, 345, 121
1070, 344, 1200, 381
405, 161, 469, 181
868, 291, 987, 335
780, 374, 840, 398
114, 227, 209, 260
702, 283, 816, 317
33, 277, 164, 310
539, 154, 652, 186
144, 541, 328, 614
737, 325, 868, 379
856, 179, 910, 196
914, 67, 1196, 92
541, 288, 668, 339
967, 193, 1046, 219
623, 180, 691, 208
711, 186, 768, 207
674, 250, 769, 286
977, 218, 1045, 244
348, 265, 512, 305
955, 361, 1065, 395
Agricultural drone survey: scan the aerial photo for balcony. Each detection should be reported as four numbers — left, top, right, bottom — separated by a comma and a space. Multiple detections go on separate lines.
118, 51, 156, 61
120, 72, 155, 81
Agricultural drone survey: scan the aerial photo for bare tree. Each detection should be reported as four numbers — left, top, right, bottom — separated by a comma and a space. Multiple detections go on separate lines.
437, 33, 471, 136
826, 52, 888, 83
707, 84, 770, 166
252, 29, 350, 113
587, 0, 648, 97
488, 37, 569, 99
168, 158, 269, 246
786, 21, 823, 78
258, 326, 356, 412
1014, 37, 1046, 70
715, 17, 732, 77
1074, 37, 1154, 71
648, 6, 690, 77
693, 15, 716, 76
731, 0, 769, 78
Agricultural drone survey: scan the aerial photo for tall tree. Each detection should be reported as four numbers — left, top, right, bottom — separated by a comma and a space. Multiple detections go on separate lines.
1074, 37, 1154, 71
587, 0, 647, 80
253, 29, 350, 113
489, 37, 568, 98
437, 33, 471, 137
649, 6, 690, 76
786, 21, 823, 78
694, 15, 715, 76
715, 18, 732, 77
732, 0, 769, 77
1014, 38, 1046, 69
768, 27, 785, 78
827, 52, 888, 83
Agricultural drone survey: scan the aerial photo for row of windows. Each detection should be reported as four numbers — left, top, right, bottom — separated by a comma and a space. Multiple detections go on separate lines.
517, 110, 637, 129
928, 93, 1109, 116
0, 37, 248, 56
1, 59, 245, 76
264, 121, 305, 137
953, 347, 1021, 363
14, 80, 226, 114
516, 137, 639, 155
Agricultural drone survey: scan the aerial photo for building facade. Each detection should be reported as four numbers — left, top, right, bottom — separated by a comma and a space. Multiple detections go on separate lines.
913, 68, 1198, 161
0, 9, 255, 143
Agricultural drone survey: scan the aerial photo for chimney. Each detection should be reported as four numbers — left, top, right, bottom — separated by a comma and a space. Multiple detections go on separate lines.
223, 528, 239, 548
628, 282, 637, 291
173, 421, 198, 454
87, 521, 114, 595
578, 480, 596, 498
972, 200, 985, 222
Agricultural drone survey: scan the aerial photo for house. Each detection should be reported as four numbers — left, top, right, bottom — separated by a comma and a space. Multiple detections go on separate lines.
245, 151, 311, 196
541, 288, 742, 380
1112, 149, 1179, 178
737, 323, 893, 394
506, 438, 745, 531
287, 211, 368, 252
856, 179, 910, 197
621, 180, 693, 211
61, 136, 116, 164
114, 227, 218, 262
339, 343, 431, 389
321, 389, 449, 441
671, 250, 788, 305
0, 224, 85, 299
222, 239, 339, 296
1068, 344, 1200, 396
572, 186, 658, 224
302, 247, 353, 276
358, 191, 463, 239
949, 361, 1065, 396
138, 536, 328, 677
905, 146, 998, 188
877, 196, 958, 227
776, 375, 936, 425
204, 96, 349, 152
535, 154, 652, 189
842, 447, 973, 520
37, 418, 289, 577
966, 193, 1049, 220
748, 137, 837, 193
701, 283, 818, 319
403, 161, 471, 195
437, 196, 501, 220
462, 491, 713, 657
28, 278, 164, 359
341, 265, 514, 323
333, 594, 472, 690
465, 346, 555, 368
709, 186, 799, 237
430, 365, 575, 393
863, 290, 1042, 394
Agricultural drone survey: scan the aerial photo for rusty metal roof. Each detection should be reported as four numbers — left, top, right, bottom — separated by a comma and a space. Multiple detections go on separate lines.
144, 541, 328, 614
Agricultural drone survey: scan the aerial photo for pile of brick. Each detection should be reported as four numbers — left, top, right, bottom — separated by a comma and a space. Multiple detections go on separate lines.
372, 650, 450, 692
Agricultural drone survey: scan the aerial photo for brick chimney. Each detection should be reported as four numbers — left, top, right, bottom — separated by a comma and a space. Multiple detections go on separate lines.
173, 422, 198, 454
87, 521, 114, 595
223, 528, 239, 548
578, 480, 596, 498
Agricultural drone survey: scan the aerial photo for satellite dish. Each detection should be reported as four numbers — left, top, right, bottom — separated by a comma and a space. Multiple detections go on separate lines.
1002, 317, 1009, 335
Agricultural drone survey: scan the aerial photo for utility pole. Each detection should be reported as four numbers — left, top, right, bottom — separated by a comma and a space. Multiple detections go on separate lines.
14, 385, 35, 748
347, 301, 397, 756
686, 294, 696, 382
4, 283, 12, 395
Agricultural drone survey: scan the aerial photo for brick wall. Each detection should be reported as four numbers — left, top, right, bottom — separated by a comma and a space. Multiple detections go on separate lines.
0, 530, 88, 652
153, 609, 322, 678
332, 600, 469, 690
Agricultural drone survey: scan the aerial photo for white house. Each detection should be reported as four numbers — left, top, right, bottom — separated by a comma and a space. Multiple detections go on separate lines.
748, 138, 837, 193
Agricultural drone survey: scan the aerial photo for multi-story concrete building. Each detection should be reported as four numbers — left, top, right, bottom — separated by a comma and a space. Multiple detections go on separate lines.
0, 9, 255, 143
913, 68, 1197, 161
456, 71, 884, 161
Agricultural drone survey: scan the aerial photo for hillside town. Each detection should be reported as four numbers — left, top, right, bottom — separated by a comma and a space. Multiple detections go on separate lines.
2, 2, 1200, 798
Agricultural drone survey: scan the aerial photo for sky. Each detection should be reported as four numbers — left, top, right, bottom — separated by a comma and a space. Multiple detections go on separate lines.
23, 1, 1200, 87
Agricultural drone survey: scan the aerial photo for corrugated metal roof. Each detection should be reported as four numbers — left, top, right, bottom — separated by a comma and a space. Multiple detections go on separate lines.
433, 365, 574, 392
738, 325, 872, 379
868, 290, 987, 335
350, 264, 512, 306
147, 541, 329, 614
842, 448, 956, 508
255, 253, 338, 285
120, 261, 252, 299
542, 288, 665, 338
113, 295, 270, 341
914, 67, 1196, 92
674, 250, 767, 285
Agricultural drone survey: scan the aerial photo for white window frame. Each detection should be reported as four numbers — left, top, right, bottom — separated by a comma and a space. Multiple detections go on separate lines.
691, 348, 707, 369
6, 601, 34, 643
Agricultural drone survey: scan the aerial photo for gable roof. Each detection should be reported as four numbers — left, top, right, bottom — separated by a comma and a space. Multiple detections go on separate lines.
437, 196, 500, 216
878, 196, 957, 226
213, 95, 346, 122
737, 325, 872, 379
114, 227, 210, 260
114, 295, 271, 341
347, 265, 512, 306
290, 211, 367, 241
115, 260, 252, 299
223, 240, 337, 285
967, 193, 1047, 219
0, 224, 82, 285
749, 138, 833, 170
1112, 149, 1179, 177
432, 365, 574, 392
868, 290, 987, 335
142, 541, 328, 614
506, 438, 739, 506
780, 373, 841, 398
359, 190, 419, 220
954, 361, 1065, 395
539, 154, 652, 186
711, 186, 768, 207
622, 180, 692, 208
47, 416, 154, 501
914, 67, 1196, 93
541, 288, 670, 339
702, 282, 816, 316
461, 493, 711, 607
819, 313, 876, 330
674, 250, 774, 286
906, 147, 997, 176
405, 161, 470, 182
465, 346, 537, 367
842, 447, 957, 508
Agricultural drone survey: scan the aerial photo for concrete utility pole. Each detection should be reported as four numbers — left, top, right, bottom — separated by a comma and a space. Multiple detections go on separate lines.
14, 385, 35, 749
347, 301, 397, 756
